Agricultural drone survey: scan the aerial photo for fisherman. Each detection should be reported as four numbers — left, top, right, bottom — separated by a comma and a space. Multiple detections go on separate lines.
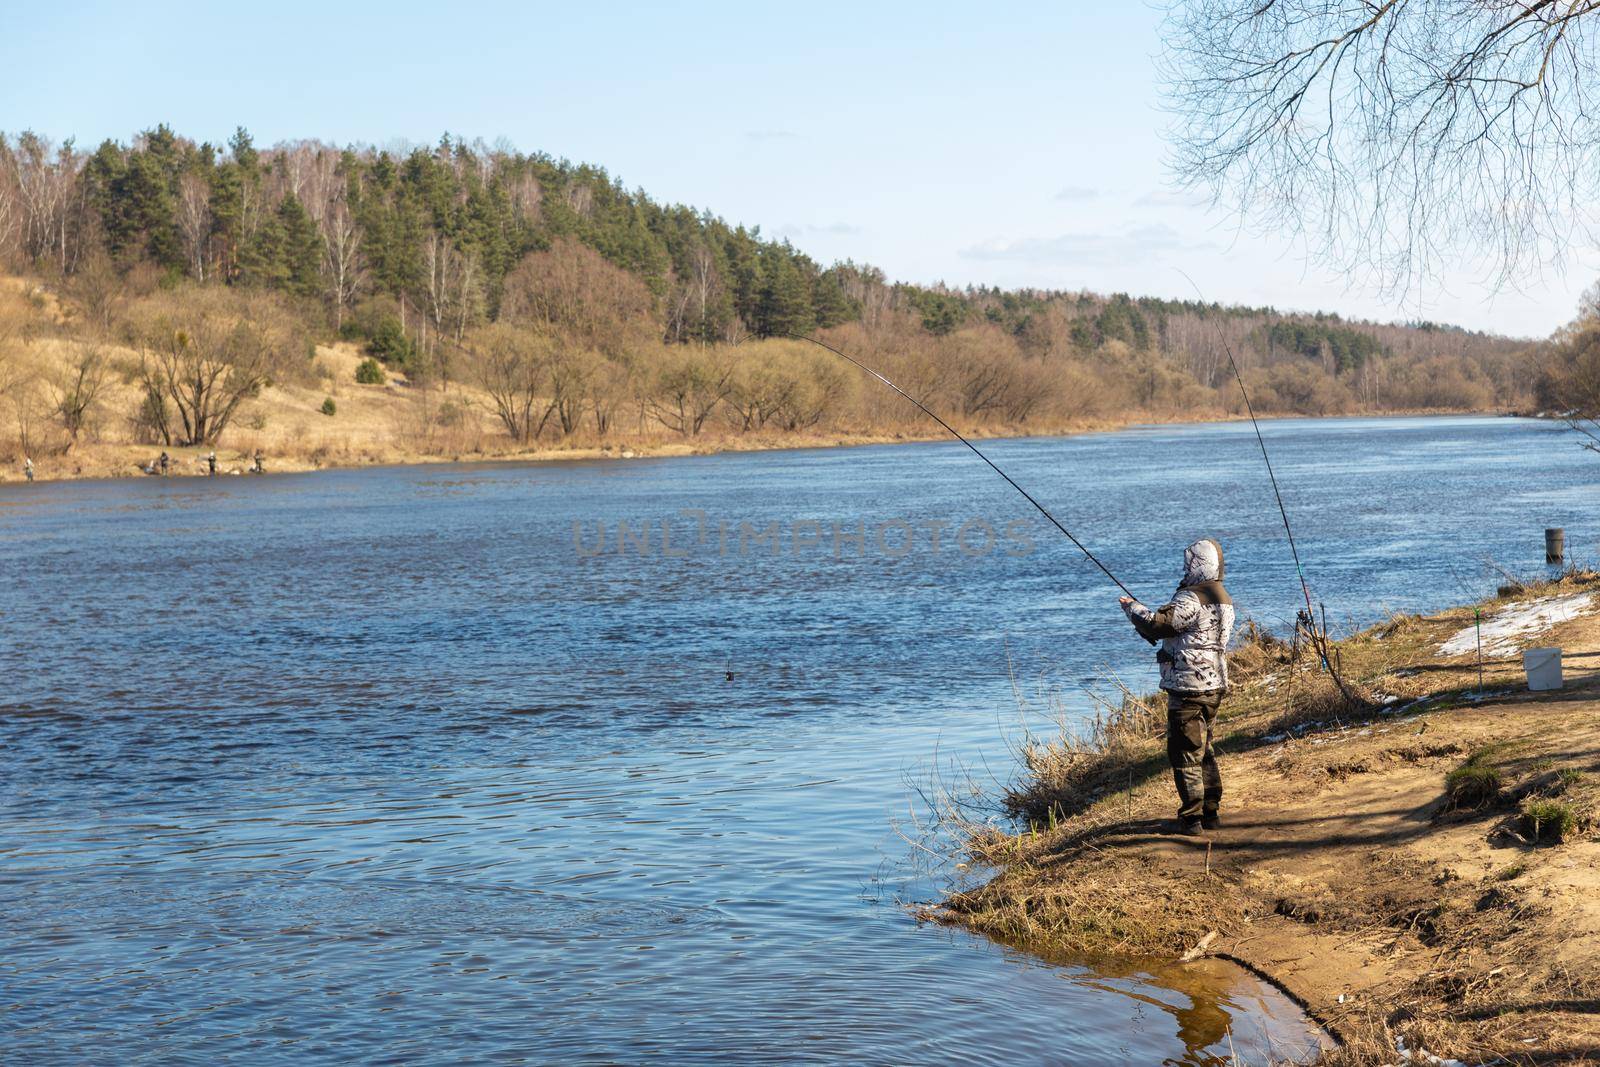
1119, 538, 1235, 836
252, 449, 264, 474
23, 456, 33, 482
159, 451, 170, 476
207, 450, 217, 476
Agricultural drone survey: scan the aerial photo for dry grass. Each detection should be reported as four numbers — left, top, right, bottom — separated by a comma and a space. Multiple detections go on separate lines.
1001, 618, 1379, 829
939, 852, 1246, 958
0, 273, 1544, 486
945, 573, 1600, 1065
1493, 563, 1600, 599
994, 569, 1600, 866
1004, 686, 1165, 825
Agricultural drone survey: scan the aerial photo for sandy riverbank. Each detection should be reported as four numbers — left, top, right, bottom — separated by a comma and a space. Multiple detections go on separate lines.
936, 573, 1600, 1065
0, 415, 1146, 483
0, 399, 1514, 487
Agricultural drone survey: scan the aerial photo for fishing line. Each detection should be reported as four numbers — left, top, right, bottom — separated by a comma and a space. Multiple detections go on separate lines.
793, 333, 1140, 601
1174, 269, 1317, 623
1175, 271, 1368, 703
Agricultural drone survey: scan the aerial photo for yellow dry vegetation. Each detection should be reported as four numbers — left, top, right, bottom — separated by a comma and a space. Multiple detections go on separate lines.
941, 571, 1600, 1064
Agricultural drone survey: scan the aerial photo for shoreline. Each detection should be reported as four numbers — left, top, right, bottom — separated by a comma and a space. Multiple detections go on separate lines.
0, 407, 1521, 488
934, 572, 1600, 1064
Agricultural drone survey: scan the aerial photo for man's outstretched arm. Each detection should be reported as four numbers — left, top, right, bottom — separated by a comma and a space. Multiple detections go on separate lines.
1120, 593, 1201, 645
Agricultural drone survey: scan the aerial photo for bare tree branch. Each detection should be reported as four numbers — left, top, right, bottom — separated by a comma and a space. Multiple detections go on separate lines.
1163, 0, 1600, 294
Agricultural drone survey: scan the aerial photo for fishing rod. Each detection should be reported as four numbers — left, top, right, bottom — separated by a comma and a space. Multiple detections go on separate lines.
1174, 269, 1316, 625
793, 333, 1141, 601
1174, 270, 1363, 703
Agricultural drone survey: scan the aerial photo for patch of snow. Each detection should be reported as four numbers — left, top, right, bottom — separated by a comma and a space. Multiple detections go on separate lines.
1438, 594, 1596, 657
1391, 1034, 1474, 1067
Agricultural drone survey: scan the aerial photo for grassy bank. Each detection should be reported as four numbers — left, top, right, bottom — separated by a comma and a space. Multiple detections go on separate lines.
0, 401, 1509, 486
935, 571, 1600, 1065
0, 328, 1226, 486
0, 322, 1513, 487
0, 270, 1526, 487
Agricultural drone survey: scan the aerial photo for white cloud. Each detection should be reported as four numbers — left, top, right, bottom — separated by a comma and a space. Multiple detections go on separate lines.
776, 221, 864, 240
1054, 185, 1099, 202
959, 223, 1216, 266
1134, 188, 1209, 208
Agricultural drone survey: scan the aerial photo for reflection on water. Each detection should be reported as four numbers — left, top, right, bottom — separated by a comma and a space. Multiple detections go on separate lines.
1070, 958, 1328, 1066
2, 416, 1586, 1064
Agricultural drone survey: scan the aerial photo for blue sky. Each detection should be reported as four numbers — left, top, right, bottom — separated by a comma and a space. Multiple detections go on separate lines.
3, 0, 1592, 336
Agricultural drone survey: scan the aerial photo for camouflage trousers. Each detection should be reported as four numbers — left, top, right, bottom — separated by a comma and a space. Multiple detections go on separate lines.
1167, 690, 1223, 820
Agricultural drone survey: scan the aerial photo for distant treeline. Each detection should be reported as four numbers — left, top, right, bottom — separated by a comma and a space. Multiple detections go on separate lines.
0, 126, 1538, 452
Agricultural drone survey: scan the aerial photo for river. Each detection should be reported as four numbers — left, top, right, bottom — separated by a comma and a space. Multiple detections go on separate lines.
2, 415, 1591, 1065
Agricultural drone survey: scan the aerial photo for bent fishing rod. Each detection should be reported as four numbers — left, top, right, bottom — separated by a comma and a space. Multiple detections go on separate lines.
792, 333, 1140, 602
1174, 269, 1318, 626
1175, 270, 1363, 700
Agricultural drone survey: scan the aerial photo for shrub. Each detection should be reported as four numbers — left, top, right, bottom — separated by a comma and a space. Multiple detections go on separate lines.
366, 316, 418, 368
355, 357, 386, 385
436, 398, 466, 428
1445, 762, 1501, 810
1521, 799, 1578, 844
133, 387, 169, 444
320, 397, 336, 417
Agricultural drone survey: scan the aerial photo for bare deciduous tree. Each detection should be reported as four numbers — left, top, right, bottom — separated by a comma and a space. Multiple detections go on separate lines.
135, 291, 296, 446
464, 322, 557, 443
0, 140, 19, 266
649, 348, 735, 436
0, 305, 29, 440
176, 172, 212, 281
318, 193, 364, 329
7, 375, 45, 457
728, 356, 798, 432
1164, 1, 1600, 291
501, 238, 657, 356
50, 342, 108, 444
549, 347, 603, 436
66, 251, 125, 337
588, 356, 634, 436
4, 131, 79, 271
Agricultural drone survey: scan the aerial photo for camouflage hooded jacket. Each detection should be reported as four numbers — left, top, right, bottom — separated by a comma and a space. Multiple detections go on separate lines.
1121, 538, 1235, 694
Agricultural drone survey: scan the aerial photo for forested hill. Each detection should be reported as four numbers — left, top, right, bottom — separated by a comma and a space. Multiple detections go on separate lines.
0, 126, 1534, 453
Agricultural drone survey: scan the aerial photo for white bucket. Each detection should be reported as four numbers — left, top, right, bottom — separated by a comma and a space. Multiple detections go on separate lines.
1523, 647, 1564, 692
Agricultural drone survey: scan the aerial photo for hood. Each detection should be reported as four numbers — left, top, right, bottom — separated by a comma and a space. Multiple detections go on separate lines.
1180, 538, 1224, 586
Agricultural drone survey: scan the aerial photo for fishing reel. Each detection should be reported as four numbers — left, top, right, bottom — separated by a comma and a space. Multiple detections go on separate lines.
1292, 608, 1316, 653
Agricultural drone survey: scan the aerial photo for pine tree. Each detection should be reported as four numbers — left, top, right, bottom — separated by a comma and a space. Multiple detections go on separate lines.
276, 194, 322, 298
238, 211, 286, 289
82, 141, 134, 261
123, 148, 181, 268
726, 228, 763, 332
812, 268, 858, 329
755, 252, 815, 338
210, 130, 262, 284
